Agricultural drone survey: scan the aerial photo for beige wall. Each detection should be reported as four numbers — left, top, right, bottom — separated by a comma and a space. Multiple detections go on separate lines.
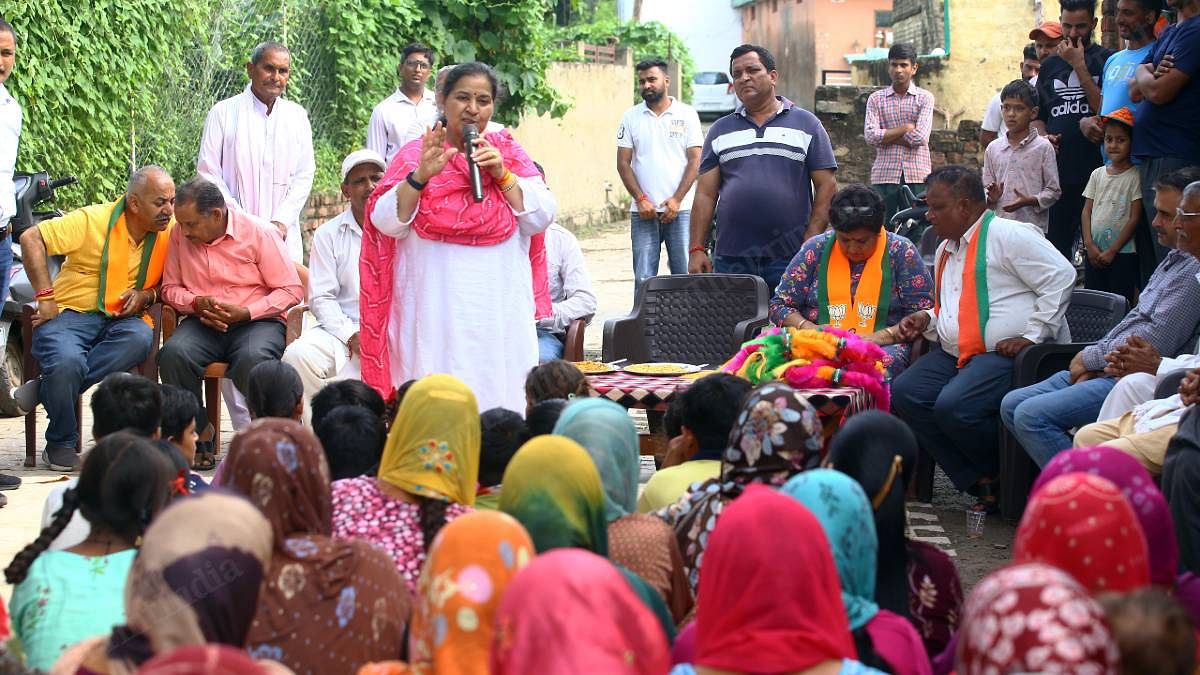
510, 60, 634, 231
920, 0, 1036, 128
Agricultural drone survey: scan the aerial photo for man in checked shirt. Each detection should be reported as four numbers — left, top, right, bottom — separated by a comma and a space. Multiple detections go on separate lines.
864, 43, 935, 219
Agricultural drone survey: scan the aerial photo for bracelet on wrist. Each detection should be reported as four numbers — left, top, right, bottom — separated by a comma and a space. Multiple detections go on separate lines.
406, 170, 428, 191
637, 194, 653, 205
35, 288, 55, 300
688, 245, 707, 255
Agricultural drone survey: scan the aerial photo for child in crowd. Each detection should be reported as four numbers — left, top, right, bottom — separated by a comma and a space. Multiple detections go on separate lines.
477, 408, 530, 509
1081, 107, 1141, 305
311, 378, 386, 430
638, 373, 751, 513
245, 360, 304, 421
158, 384, 207, 491
525, 398, 569, 436
1098, 589, 1197, 675
315, 405, 386, 480
524, 360, 590, 416
40, 373, 163, 550
6, 432, 175, 672
983, 79, 1061, 234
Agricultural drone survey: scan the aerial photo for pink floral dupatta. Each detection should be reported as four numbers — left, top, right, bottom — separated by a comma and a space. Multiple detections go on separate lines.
360, 129, 551, 399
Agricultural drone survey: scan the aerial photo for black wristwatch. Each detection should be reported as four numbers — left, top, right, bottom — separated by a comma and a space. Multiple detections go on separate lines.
406, 171, 427, 191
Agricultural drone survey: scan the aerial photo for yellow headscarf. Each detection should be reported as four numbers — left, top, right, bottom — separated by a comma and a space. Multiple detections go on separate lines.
378, 374, 480, 506
498, 436, 608, 555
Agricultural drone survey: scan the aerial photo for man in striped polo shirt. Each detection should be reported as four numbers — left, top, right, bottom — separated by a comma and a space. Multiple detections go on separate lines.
687, 44, 838, 292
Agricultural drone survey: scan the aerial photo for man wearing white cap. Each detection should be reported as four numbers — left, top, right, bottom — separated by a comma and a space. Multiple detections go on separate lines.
282, 149, 384, 422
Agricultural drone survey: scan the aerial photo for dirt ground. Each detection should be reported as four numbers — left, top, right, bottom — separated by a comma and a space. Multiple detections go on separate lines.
0, 223, 1014, 603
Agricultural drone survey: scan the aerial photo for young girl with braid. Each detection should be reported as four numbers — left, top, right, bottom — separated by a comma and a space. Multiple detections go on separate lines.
5, 432, 174, 672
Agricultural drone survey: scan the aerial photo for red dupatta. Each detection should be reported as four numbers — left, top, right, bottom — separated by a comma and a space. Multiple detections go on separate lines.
360, 128, 551, 399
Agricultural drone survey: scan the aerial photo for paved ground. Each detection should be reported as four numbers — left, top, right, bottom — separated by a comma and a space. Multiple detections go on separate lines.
0, 223, 1014, 603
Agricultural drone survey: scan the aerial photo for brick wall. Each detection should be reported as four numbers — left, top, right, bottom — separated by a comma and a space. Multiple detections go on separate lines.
299, 192, 348, 262
813, 84, 983, 187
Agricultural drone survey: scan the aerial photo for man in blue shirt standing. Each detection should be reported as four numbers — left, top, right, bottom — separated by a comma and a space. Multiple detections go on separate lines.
687, 44, 838, 292
1133, 0, 1200, 268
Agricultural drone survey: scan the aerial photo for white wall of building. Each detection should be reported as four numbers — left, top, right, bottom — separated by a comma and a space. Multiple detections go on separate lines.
637, 0, 744, 74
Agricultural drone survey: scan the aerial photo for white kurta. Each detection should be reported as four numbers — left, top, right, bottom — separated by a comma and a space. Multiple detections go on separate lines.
372, 177, 556, 413
197, 85, 315, 263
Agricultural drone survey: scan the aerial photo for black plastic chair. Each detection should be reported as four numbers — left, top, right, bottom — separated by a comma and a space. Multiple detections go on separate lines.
1156, 369, 1191, 400
602, 274, 770, 367
997, 288, 1130, 521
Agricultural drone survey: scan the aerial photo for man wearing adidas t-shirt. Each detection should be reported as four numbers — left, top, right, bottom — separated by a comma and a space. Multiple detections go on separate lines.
1035, 0, 1115, 260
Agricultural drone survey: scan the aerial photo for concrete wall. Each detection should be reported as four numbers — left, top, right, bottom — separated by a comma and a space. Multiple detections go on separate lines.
812, 0, 892, 77
856, 0, 1038, 130
509, 60, 634, 230
640, 0, 743, 74
814, 84, 983, 186
739, 0, 818, 108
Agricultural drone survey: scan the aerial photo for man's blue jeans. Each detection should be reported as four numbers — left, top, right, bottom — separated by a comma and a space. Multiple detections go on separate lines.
891, 345, 1015, 491
0, 232, 13, 308
537, 327, 564, 363
711, 254, 792, 295
31, 310, 153, 449
1000, 370, 1116, 467
632, 211, 690, 295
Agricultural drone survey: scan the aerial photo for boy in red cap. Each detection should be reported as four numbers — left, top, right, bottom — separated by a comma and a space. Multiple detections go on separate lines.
1081, 106, 1141, 304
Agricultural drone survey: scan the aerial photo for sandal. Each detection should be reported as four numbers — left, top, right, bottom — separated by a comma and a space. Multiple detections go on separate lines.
192, 440, 217, 471
969, 479, 1000, 515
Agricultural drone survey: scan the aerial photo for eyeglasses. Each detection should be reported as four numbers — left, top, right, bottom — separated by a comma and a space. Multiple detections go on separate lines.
1177, 207, 1200, 218
403, 60, 432, 71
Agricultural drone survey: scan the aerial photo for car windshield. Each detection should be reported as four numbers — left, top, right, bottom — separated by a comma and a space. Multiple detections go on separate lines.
693, 72, 729, 85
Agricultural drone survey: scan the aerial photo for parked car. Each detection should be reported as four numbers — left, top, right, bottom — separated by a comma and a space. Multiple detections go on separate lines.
692, 71, 737, 117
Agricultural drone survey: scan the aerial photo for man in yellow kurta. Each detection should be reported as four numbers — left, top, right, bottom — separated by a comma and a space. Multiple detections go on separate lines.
14, 165, 175, 471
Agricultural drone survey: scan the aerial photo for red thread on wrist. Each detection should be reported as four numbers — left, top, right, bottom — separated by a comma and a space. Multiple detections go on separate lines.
689, 246, 707, 254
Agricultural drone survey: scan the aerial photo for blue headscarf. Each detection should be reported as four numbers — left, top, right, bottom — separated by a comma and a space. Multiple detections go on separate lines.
781, 468, 880, 630
553, 398, 640, 522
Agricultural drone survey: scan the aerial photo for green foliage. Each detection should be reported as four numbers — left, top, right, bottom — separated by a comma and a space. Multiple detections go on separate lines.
552, 18, 696, 103
7, 0, 210, 205
6, 0, 568, 206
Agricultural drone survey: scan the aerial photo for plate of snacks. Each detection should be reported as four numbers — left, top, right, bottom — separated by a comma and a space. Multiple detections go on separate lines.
573, 361, 618, 375
622, 362, 703, 376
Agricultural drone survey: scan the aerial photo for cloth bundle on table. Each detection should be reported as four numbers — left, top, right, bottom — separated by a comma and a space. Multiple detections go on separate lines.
722, 326, 890, 410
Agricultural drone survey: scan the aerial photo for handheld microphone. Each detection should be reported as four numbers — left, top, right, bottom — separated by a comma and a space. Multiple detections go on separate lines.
463, 125, 484, 203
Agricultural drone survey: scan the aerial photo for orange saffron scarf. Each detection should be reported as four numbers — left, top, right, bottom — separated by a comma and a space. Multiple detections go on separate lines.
817, 228, 891, 332
97, 198, 169, 327
934, 211, 993, 368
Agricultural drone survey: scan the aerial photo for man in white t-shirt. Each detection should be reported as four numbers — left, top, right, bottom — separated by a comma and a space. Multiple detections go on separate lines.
616, 58, 704, 294
366, 43, 438, 164
980, 38, 1051, 146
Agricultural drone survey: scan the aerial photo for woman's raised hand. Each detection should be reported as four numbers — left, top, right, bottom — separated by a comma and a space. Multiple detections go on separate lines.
414, 122, 458, 182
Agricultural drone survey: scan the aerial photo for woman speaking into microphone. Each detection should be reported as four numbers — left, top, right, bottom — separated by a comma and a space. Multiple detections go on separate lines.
361, 62, 556, 413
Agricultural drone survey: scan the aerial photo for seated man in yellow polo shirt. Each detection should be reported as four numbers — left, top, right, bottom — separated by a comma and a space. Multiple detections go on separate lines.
14, 165, 175, 471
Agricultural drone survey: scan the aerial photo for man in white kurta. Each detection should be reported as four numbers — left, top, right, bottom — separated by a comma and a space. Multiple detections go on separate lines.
282, 150, 384, 424
197, 41, 314, 264
367, 43, 438, 165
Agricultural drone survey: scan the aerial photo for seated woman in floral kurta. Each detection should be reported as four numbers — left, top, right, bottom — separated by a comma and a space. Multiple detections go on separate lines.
770, 184, 934, 378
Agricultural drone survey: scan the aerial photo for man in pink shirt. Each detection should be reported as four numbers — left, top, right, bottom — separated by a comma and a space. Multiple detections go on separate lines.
157, 176, 303, 444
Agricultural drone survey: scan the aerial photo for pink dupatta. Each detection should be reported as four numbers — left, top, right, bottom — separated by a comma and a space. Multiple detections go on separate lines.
360, 128, 551, 399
